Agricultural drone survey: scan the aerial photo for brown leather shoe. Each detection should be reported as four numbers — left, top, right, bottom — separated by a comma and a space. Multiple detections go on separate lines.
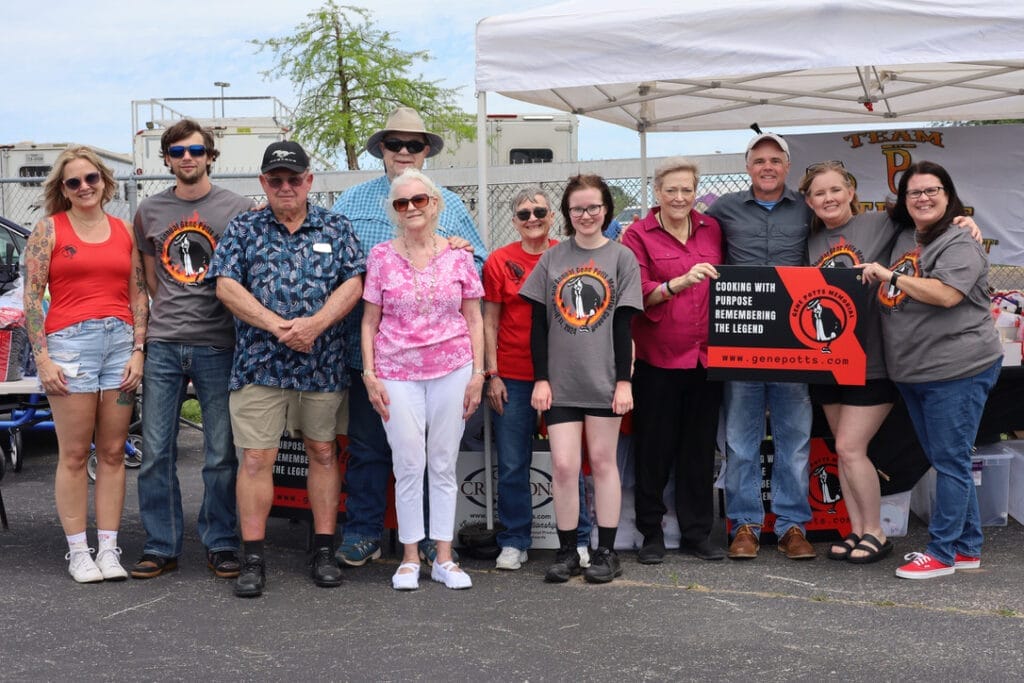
727, 524, 759, 560
778, 527, 816, 560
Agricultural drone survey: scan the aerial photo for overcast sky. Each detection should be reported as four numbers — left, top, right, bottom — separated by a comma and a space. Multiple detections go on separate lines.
1, 0, 759, 162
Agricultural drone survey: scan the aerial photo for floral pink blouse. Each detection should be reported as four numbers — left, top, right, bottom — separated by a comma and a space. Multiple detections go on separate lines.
363, 240, 483, 381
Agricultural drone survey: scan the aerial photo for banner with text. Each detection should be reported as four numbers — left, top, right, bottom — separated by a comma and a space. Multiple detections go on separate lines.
708, 266, 867, 384
785, 125, 1024, 265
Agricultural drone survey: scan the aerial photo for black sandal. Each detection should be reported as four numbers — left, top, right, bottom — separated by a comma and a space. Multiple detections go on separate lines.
827, 533, 860, 561
847, 533, 894, 564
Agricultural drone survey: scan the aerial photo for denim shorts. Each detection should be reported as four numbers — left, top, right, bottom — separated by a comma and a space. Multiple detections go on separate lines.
47, 317, 134, 393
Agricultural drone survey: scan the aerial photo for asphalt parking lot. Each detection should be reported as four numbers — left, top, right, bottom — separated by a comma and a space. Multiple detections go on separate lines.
2, 428, 1023, 682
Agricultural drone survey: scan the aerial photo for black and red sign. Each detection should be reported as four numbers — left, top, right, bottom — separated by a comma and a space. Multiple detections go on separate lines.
708, 266, 868, 384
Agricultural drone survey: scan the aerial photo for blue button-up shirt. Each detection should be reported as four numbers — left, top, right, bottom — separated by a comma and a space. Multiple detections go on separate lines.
208, 203, 366, 392
331, 174, 487, 369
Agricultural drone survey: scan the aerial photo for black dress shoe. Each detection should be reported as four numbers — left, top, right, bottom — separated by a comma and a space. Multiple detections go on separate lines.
234, 553, 266, 597
679, 538, 726, 561
310, 547, 343, 587
637, 537, 666, 565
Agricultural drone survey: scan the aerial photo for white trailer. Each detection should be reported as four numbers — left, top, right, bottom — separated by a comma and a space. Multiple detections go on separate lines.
131, 96, 296, 177
434, 113, 578, 168
0, 142, 132, 227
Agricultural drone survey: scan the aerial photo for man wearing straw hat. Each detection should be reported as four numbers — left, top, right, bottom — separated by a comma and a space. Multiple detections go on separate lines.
331, 107, 487, 568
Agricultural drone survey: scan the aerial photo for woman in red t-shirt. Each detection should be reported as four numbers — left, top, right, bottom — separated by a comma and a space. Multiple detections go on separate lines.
24, 146, 148, 584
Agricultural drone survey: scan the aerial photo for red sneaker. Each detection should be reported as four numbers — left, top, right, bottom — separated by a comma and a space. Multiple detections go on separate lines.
953, 552, 981, 570
895, 552, 955, 579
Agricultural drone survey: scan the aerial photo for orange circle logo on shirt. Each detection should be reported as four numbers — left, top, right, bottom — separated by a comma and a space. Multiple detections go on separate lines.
553, 262, 612, 332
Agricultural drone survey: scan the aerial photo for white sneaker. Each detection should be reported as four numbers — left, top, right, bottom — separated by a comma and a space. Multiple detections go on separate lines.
95, 546, 128, 581
577, 545, 591, 568
495, 547, 527, 570
66, 549, 103, 583
431, 560, 472, 589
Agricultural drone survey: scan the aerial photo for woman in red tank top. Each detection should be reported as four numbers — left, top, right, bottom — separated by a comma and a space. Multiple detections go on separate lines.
23, 146, 149, 584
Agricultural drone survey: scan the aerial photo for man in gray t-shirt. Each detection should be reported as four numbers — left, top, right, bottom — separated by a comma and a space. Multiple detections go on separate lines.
130, 119, 254, 581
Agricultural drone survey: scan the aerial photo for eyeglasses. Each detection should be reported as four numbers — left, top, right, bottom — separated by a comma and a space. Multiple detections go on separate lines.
907, 186, 944, 199
567, 204, 604, 218
804, 160, 845, 174
166, 145, 208, 159
515, 207, 549, 221
264, 174, 307, 189
382, 138, 427, 154
392, 193, 432, 212
63, 172, 102, 190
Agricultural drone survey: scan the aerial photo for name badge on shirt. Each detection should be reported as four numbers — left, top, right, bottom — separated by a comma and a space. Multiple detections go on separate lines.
313, 243, 332, 254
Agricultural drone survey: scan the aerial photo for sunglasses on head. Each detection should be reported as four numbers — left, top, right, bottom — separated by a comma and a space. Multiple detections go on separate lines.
382, 138, 426, 154
63, 172, 102, 190
392, 193, 431, 212
166, 144, 208, 159
515, 207, 549, 221
264, 174, 307, 189
804, 160, 845, 174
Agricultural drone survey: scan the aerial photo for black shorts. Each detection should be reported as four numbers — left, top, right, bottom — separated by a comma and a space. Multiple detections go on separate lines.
809, 378, 898, 407
545, 405, 619, 426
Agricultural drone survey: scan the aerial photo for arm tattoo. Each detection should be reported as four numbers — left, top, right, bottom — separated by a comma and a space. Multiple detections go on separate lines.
23, 218, 54, 358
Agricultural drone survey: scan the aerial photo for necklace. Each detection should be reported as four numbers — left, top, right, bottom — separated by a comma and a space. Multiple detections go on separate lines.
401, 235, 440, 314
657, 210, 691, 243
68, 210, 107, 228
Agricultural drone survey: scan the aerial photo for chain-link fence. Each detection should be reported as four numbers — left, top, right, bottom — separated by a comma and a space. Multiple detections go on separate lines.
4, 159, 1023, 291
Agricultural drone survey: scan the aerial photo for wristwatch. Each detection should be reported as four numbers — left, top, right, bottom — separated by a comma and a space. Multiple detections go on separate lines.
132, 343, 145, 354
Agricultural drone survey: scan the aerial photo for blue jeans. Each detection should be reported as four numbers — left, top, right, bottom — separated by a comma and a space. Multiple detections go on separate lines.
138, 342, 238, 557
898, 358, 1001, 566
723, 381, 812, 538
493, 378, 592, 550
341, 367, 392, 541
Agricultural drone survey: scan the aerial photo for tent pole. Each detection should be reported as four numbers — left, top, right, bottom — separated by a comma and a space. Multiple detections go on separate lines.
640, 128, 649, 214
477, 91, 495, 531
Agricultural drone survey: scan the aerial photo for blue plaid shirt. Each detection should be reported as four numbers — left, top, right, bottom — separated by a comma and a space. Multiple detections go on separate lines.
331, 174, 487, 369
207, 203, 366, 392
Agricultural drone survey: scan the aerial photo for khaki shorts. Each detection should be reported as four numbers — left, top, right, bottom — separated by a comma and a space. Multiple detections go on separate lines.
229, 384, 347, 448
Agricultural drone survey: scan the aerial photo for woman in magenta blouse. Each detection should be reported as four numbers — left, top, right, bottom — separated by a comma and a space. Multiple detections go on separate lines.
622, 158, 725, 565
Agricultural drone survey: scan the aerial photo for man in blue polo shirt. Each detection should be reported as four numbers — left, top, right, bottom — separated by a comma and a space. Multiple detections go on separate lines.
331, 107, 487, 568
208, 141, 365, 597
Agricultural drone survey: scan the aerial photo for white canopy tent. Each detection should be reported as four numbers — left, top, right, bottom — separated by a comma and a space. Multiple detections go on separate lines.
474, 0, 1024, 238
470, 0, 1024, 528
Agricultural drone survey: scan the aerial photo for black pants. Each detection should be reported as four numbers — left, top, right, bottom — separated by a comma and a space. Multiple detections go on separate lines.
632, 360, 722, 544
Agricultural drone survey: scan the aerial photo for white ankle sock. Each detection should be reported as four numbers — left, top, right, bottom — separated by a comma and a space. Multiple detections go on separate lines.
66, 532, 88, 553
97, 530, 118, 549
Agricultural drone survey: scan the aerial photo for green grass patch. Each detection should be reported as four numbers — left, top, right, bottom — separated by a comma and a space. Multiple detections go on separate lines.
180, 399, 202, 424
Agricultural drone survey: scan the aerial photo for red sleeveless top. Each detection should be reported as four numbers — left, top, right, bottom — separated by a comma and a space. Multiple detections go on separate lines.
44, 211, 134, 334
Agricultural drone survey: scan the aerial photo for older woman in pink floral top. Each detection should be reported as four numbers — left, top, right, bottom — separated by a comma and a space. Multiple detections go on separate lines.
361, 169, 485, 591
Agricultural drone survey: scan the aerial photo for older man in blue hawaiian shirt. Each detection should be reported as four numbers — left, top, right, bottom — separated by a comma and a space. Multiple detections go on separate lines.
208, 141, 365, 598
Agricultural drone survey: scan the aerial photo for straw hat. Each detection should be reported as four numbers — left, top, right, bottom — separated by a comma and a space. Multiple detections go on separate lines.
366, 107, 444, 158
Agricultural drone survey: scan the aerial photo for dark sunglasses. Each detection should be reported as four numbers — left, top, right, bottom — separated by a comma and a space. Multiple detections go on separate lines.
63, 172, 102, 190
264, 174, 307, 189
515, 207, 549, 221
382, 138, 426, 154
392, 193, 431, 212
804, 160, 845, 174
166, 144, 208, 159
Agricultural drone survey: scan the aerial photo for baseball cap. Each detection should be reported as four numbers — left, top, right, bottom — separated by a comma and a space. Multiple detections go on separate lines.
746, 132, 790, 159
261, 140, 310, 173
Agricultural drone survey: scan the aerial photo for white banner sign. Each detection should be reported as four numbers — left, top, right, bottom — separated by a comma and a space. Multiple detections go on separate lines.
787, 125, 1024, 265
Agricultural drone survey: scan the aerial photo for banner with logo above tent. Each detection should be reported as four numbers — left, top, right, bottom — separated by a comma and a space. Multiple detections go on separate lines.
707, 266, 868, 384
787, 125, 1024, 266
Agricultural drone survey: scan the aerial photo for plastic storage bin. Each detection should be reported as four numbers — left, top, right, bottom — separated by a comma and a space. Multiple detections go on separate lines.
910, 447, 1012, 527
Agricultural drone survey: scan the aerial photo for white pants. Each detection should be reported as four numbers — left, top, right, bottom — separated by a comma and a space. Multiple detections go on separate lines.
380, 364, 471, 544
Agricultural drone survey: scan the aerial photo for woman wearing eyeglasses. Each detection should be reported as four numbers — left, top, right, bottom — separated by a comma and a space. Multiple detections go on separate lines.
859, 161, 1001, 580
24, 146, 148, 583
361, 168, 484, 591
620, 158, 725, 565
482, 187, 593, 571
520, 174, 643, 584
